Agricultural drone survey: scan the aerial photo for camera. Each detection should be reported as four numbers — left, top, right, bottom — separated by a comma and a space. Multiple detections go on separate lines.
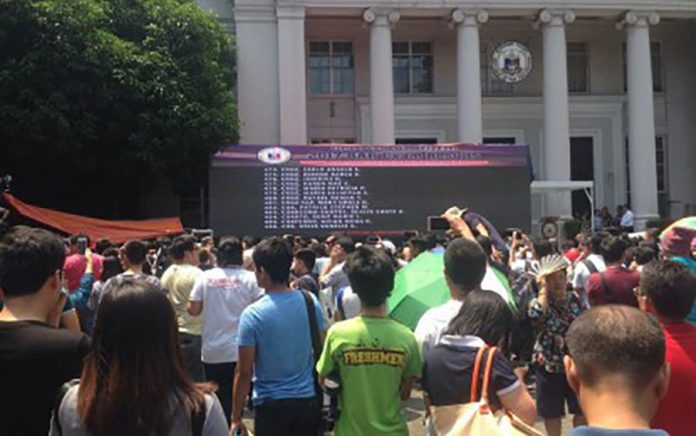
0, 175, 12, 193
505, 228, 524, 240
77, 237, 88, 255
427, 216, 450, 231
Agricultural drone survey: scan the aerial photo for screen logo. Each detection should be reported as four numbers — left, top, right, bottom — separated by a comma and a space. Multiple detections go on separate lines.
257, 147, 292, 165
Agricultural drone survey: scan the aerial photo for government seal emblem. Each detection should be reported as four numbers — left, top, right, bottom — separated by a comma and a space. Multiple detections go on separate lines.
491, 42, 533, 84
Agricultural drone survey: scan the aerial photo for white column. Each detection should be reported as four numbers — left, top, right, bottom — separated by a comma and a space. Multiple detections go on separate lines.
363, 8, 399, 145
538, 9, 575, 219
621, 11, 660, 227
277, 6, 307, 145
235, 3, 280, 144
451, 9, 488, 144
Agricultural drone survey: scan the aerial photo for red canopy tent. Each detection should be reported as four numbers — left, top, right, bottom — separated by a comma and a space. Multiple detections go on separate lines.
2, 193, 184, 243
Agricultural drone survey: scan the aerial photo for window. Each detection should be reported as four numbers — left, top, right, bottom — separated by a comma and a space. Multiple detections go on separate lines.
310, 138, 355, 144
567, 42, 589, 93
651, 42, 664, 93
622, 41, 664, 93
395, 138, 438, 144
656, 136, 669, 216
308, 41, 354, 95
624, 136, 670, 217
480, 43, 514, 96
483, 137, 517, 145
392, 42, 433, 94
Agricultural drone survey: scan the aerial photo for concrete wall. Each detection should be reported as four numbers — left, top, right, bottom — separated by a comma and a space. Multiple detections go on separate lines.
654, 23, 696, 217
200, 0, 696, 219
304, 17, 696, 217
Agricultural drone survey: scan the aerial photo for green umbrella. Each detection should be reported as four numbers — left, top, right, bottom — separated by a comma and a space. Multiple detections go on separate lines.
387, 252, 518, 330
387, 252, 449, 330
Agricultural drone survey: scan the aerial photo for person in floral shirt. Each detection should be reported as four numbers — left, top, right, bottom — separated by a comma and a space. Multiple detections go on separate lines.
528, 255, 586, 436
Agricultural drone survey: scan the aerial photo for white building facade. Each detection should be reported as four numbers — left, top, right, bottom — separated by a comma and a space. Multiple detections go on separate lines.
201, 0, 696, 228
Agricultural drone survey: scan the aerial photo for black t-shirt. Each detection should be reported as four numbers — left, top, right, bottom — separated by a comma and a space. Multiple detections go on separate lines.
423, 336, 520, 408
0, 320, 90, 436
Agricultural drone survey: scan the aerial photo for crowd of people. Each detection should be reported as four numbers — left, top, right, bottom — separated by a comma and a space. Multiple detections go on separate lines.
0, 210, 695, 436
590, 204, 636, 233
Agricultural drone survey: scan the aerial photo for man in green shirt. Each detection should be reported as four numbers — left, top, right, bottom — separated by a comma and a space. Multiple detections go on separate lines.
317, 246, 422, 435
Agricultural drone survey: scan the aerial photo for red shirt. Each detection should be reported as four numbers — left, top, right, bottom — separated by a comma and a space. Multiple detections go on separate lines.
587, 266, 640, 307
63, 253, 103, 293
564, 248, 581, 263
652, 322, 696, 436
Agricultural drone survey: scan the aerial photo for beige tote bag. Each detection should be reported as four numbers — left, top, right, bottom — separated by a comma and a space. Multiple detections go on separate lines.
429, 346, 542, 436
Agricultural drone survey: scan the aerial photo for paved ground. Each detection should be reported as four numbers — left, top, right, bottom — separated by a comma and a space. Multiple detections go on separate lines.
242, 388, 573, 435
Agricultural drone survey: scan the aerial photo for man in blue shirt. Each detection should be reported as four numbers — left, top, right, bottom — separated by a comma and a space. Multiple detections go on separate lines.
231, 237, 325, 436
564, 305, 670, 436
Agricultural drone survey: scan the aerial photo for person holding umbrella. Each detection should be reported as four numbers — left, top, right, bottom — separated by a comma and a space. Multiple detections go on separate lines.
414, 238, 487, 357
388, 209, 516, 331
444, 209, 518, 313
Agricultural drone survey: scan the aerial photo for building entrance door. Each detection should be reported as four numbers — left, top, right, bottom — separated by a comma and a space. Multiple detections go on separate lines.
571, 137, 594, 219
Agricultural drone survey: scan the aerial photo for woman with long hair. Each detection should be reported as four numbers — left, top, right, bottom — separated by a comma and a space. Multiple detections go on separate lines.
51, 278, 228, 436
423, 289, 537, 426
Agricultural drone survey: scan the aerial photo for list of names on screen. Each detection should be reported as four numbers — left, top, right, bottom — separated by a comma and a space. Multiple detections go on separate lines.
262, 166, 403, 230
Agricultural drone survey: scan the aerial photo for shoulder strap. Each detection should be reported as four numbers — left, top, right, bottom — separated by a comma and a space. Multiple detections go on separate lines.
301, 290, 323, 395
335, 287, 346, 320
469, 346, 489, 403
600, 272, 612, 300
52, 379, 80, 436
479, 347, 498, 405
583, 259, 598, 274
190, 397, 207, 436
301, 290, 322, 360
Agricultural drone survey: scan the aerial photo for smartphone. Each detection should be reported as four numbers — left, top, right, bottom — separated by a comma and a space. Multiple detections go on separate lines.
505, 228, 523, 240
77, 237, 88, 255
427, 216, 450, 231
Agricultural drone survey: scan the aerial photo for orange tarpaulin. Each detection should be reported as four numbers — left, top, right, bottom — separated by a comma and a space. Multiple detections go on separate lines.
3, 193, 184, 243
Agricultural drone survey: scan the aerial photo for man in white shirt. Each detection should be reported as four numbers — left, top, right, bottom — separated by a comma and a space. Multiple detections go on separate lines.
319, 237, 354, 299
414, 238, 487, 357
619, 204, 635, 233
571, 232, 607, 308
335, 286, 361, 321
188, 237, 264, 423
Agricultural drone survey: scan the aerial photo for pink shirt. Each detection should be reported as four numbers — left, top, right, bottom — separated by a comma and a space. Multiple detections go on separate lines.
63, 254, 103, 293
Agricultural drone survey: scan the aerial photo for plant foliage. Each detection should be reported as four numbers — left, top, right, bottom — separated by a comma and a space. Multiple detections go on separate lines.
0, 0, 237, 216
